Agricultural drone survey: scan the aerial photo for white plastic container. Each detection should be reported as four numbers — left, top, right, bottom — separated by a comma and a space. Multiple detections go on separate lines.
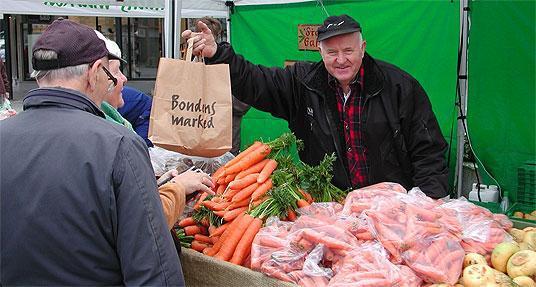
468, 183, 499, 203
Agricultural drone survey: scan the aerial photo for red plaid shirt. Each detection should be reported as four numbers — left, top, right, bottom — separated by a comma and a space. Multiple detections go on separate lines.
330, 67, 369, 188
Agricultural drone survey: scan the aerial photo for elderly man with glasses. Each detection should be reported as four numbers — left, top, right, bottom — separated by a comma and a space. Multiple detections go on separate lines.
0, 19, 187, 285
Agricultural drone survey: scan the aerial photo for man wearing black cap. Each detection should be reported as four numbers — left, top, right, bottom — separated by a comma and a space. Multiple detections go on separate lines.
182, 14, 448, 199
0, 19, 185, 285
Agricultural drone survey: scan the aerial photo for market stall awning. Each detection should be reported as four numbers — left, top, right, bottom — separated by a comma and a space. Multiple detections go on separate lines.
0, 0, 228, 18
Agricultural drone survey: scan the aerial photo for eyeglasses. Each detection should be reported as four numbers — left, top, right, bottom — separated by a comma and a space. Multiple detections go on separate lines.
101, 66, 118, 87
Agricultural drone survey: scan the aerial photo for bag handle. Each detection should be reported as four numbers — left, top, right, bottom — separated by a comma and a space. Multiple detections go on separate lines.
184, 37, 204, 63
185, 38, 194, 62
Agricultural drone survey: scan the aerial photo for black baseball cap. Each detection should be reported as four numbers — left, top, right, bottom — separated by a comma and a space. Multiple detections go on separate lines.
32, 18, 122, 70
317, 14, 362, 41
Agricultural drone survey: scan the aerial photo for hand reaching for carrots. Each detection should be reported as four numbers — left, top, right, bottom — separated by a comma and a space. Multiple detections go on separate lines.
173, 170, 215, 195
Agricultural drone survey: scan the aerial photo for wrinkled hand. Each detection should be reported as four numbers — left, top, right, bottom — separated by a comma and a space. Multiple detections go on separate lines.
181, 21, 218, 58
172, 170, 215, 195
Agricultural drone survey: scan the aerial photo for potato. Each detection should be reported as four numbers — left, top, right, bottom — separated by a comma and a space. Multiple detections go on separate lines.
506, 250, 536, 278
510, 228, 527, 243
524, 231, 536, 249
463, 264, 496, 287
524, 214, 536, 221
519, 242, 535, 251
492, 269, 514, 286
464, 252, 488, 268
531, 210, 536, 217
491, 242, 520, 272
513, 276, 536, 287
514, 211, 525, 218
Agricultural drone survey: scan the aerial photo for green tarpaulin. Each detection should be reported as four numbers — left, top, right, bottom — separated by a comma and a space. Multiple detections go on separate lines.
231, 0, 535, 197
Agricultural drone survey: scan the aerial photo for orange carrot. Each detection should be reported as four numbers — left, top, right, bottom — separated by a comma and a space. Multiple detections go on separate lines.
211, 196, 223, 203
217, 176, 226, 185
208, 225, 216, 235
207, 213, 245, 256
178, 217, 196, 228
257, 159, 278, 183
212, 165, 226, 180
258, 236, 286, 248
297, 199, 310, 208
251, 178, 273, 201
230, 217, 263, 265
231, 182, 260, 203
235, 159, 269, 180
227, 197, 251, 210
184, 225, 203, 236
194, 234, 212, 244
225, 144, 271, 174
287, 209, 297, 221
229, 173, 259, 190
193, 192, 209, 210
224, 141, 262, 168
201, 200, 219, 210
191, 240, 210, 252
215, 214, 255, 261
224, 173, 237, 184
213, 201, 232, 211
223, 207, 248, 222
213, 210, 226, 217
301, 229, 350, 250
299, 189, 314, 203
210, 222, 229, 237
252, 197, 268, 208
210, 236, 220, 245
216, 184, 226, 195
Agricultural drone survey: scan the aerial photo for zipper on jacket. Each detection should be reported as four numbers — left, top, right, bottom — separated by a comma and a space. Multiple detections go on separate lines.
302, 83, 352, 187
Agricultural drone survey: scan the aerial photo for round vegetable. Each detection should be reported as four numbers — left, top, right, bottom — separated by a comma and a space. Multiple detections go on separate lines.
506, 250, 536, 278
510, 228, 526, 243
463, 264, 496, 287
513, 276, 536, 287
464, 252, 488, 269
491, 242, 520, 273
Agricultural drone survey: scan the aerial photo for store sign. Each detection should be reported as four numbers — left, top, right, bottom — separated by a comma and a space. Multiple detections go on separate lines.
297, 24, 320, 51
42, 1, 164, 14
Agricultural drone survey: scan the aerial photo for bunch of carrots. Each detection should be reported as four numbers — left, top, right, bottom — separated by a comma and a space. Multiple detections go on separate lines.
176, 133, 315, 266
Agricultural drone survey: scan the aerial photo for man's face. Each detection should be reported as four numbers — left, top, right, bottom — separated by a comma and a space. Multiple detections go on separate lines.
106, 60, 127, 108
319, 32, 366, 88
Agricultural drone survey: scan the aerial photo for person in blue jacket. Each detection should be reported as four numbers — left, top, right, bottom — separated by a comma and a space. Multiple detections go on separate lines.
118, 85, 154, 147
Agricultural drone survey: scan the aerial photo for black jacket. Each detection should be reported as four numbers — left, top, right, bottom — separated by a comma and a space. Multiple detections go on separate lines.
207, 43, 448, 198
0, 88, 184, 285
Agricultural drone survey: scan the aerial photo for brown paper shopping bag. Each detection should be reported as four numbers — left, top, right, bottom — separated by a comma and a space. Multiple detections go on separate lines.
149, 39, 232, 157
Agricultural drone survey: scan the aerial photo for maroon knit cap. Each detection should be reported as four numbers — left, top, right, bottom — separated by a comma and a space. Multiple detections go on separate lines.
32, 18, 121, 70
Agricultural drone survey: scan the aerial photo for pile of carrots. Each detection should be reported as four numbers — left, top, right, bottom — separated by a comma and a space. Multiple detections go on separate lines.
176, 133, 313, 266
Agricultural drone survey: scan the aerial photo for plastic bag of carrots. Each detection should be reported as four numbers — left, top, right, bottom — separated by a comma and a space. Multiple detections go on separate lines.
363, 195, 446, 263
437, 198, 513, 255
329, 242, 422, 287
341, 182, 407, 217
250, 217, 293, 272
401, 234, 465, 285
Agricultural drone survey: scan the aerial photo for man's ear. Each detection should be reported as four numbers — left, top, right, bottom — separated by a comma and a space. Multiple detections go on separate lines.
87, 59, 102, 91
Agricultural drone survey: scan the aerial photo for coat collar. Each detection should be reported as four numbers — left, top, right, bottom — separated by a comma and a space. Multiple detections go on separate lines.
23, 87, 105, 118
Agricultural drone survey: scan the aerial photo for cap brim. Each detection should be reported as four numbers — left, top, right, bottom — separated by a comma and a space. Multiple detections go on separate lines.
108, 53, 127, 64
318, 27, 361, 42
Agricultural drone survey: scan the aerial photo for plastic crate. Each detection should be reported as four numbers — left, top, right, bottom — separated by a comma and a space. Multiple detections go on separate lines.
515, 161, 536, 207
507, 202, 536, 223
